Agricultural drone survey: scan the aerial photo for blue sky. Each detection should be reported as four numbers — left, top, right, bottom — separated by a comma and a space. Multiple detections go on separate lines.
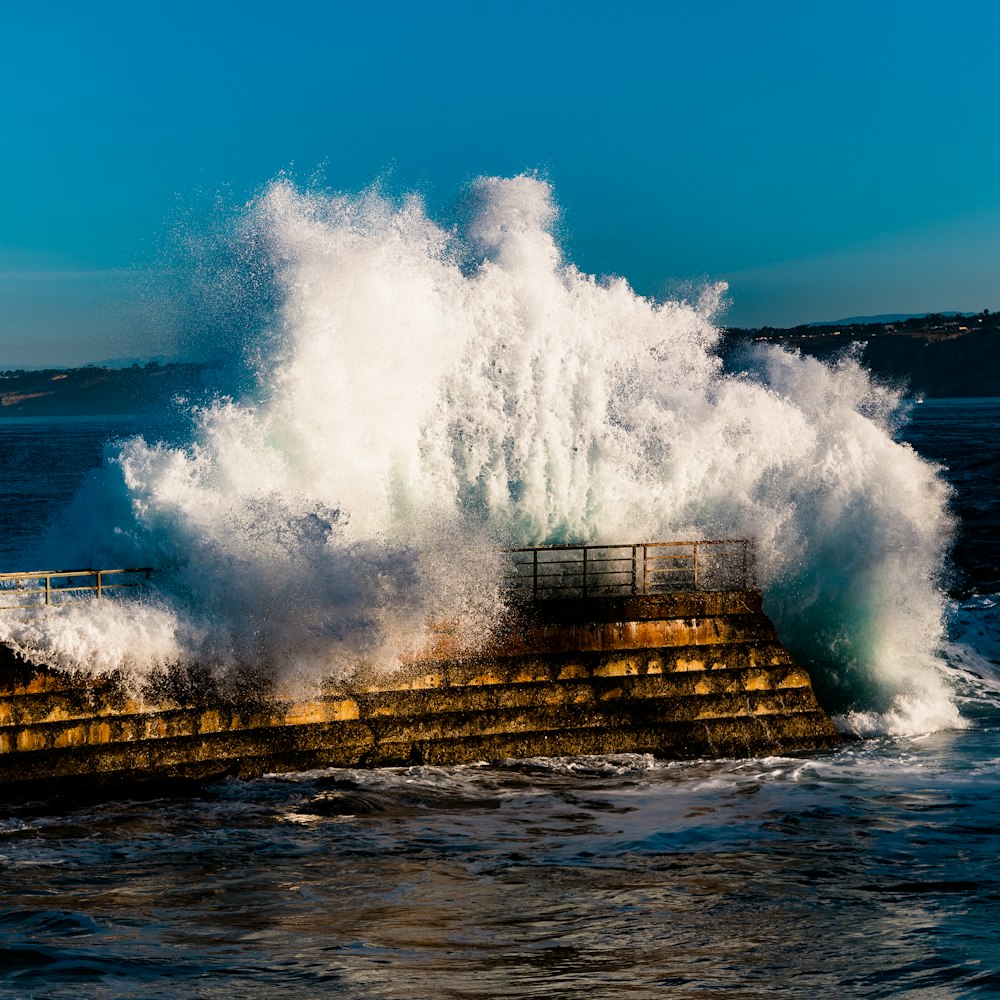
2, 0, 998, 365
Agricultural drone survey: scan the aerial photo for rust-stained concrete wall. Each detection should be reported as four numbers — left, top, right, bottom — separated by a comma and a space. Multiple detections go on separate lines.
0, 591, 842, 793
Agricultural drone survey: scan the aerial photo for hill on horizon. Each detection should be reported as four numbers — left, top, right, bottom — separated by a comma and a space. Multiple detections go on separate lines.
0, 361, 210, 417
725, 311, 999, 397
2, 307, 997, 416
806, 310, 982, 327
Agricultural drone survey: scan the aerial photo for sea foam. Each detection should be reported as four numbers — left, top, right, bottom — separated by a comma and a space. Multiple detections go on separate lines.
0, 174, 959, 733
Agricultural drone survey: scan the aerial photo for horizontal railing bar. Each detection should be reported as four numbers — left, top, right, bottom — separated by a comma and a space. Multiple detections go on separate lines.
0, 567, 152, 581
643, 539, 747, 547
511, 568, 625, 577
507, 539, 748, 553
0, 583, 148, 596
1, 583, 147, 592
514, 559, 632, 573
0, 579, 149, 586
514, 556, 636, 573
505, 543, 748, 557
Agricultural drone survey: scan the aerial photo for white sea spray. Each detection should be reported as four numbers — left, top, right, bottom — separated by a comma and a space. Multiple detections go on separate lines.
2, 174, 958, 732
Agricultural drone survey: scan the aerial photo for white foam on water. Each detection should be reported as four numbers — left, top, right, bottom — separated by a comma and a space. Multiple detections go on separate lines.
0, 175, 961, 731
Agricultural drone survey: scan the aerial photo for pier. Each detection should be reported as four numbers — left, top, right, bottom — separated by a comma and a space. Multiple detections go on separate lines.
0, 540, 842, 793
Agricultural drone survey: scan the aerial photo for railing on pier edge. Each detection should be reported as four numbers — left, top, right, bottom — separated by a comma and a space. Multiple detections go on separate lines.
504, 539, 756, 601
0, 540, 755, 611
0, 568, 153, 611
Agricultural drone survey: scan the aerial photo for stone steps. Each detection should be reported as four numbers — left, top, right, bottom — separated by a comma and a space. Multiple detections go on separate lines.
0, 591, 843, 793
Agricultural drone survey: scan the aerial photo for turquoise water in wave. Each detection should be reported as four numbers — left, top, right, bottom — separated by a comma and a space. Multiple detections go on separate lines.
0, 399, 998, 998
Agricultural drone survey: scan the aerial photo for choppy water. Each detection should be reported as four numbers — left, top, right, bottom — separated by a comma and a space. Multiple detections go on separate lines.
905, 399, 1000, 597
0, 398, 997, 997
3, 740, 1000, 999
0, 416, 145, 569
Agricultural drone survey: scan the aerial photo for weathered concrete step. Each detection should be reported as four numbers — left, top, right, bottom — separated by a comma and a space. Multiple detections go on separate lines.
0, 682, 831, 759
408, 614, 780, 660
346, 643, 797, 692
356, 690, 833, 744
0, 643, 800, 723
396, 713, 844, 766
0, 711, 842, 789
513, 591, 766, 623
346, 669, 816, 721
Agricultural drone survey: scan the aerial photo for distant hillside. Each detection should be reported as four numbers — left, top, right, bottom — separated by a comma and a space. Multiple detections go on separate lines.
3, 314, 997, 416
725, 311, 1000, 397
0, 362, 209, 417
807, 311, 970, 326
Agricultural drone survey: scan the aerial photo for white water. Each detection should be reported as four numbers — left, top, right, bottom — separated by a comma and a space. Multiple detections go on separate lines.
0, 175, 960, 732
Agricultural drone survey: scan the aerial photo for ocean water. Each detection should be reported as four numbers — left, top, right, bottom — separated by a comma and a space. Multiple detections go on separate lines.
0, 176, 998, 996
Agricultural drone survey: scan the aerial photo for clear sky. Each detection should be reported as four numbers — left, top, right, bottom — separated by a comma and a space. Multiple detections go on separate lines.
2, 0, 998, 366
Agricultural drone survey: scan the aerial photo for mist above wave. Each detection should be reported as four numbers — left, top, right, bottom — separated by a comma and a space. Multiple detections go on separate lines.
0, 174, 958, 733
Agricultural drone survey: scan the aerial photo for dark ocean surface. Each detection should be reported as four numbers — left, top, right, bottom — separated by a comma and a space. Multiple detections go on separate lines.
0, 400, 998, 998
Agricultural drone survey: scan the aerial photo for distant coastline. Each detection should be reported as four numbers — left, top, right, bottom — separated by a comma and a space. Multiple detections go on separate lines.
0, 361, 207, 417
1, 311, 996, 418
725, 310, 999, 398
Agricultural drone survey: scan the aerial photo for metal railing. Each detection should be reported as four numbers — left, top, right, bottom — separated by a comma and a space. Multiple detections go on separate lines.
0, 568, 153, 611
505, 540, 755, 601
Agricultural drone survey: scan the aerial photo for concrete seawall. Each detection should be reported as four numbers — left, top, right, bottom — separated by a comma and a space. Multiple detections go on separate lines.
0, 590, 842, 794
